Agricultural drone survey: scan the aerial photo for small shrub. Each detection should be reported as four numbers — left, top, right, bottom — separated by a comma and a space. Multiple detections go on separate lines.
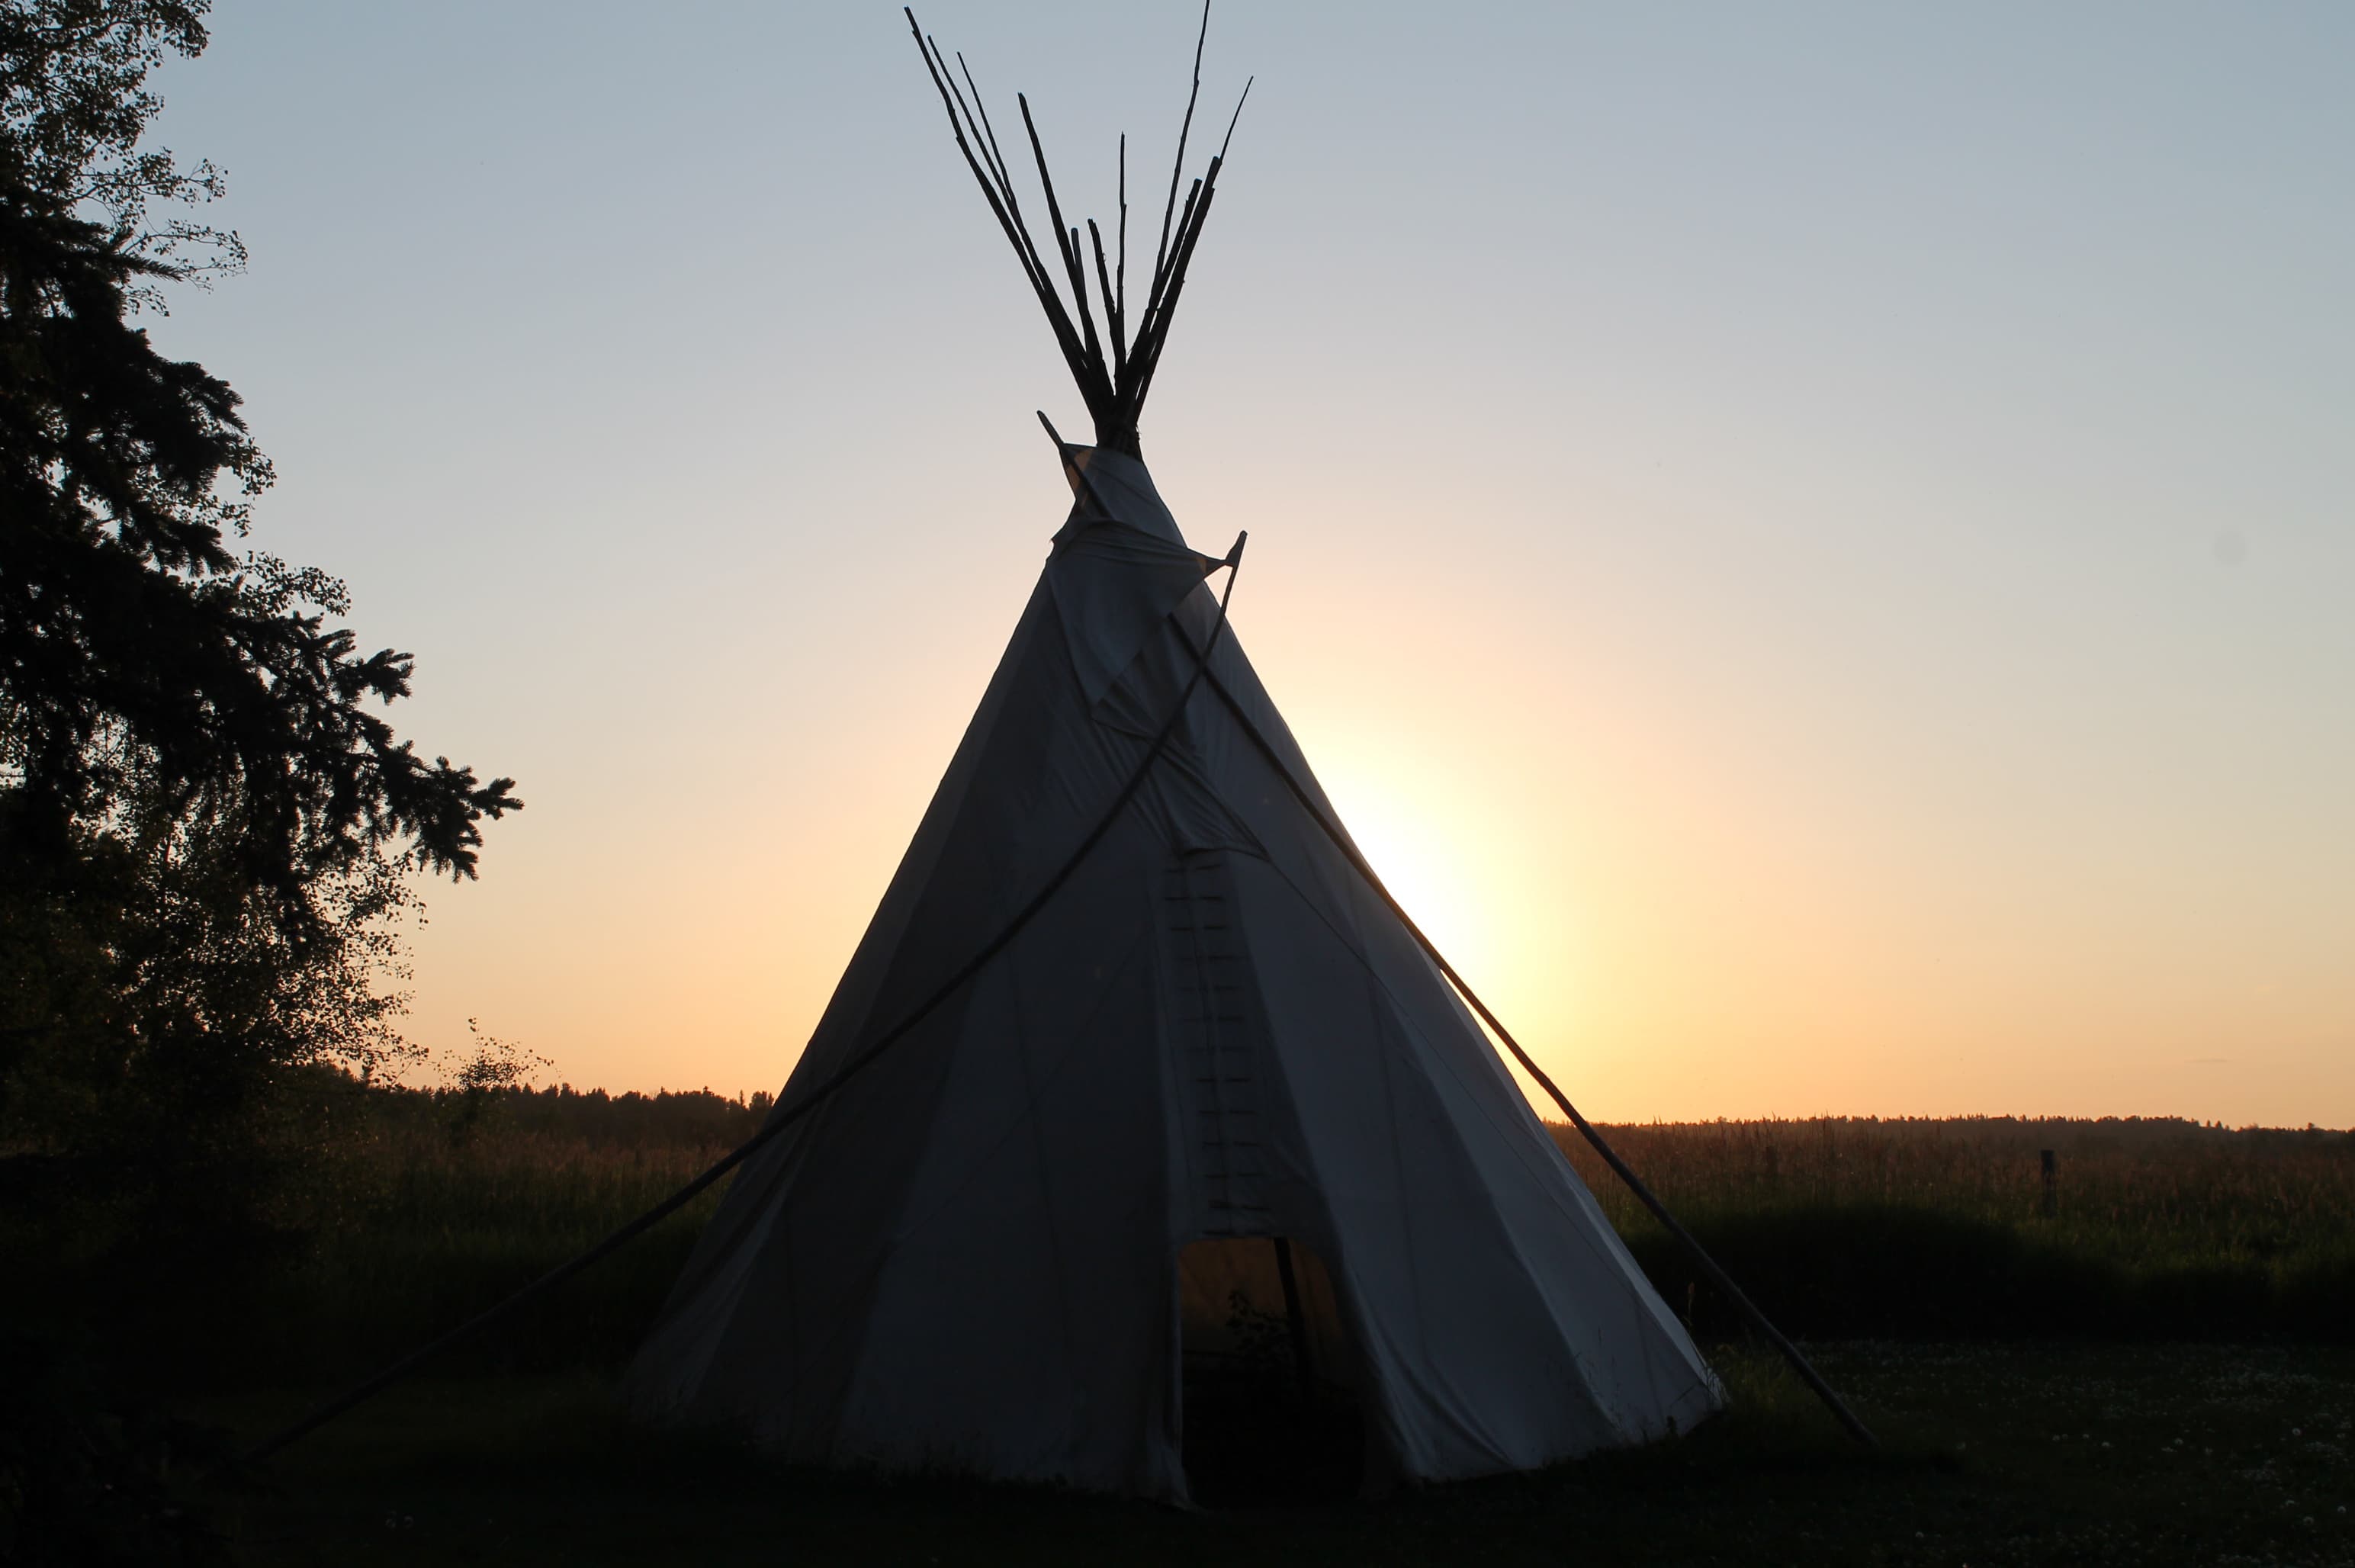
0, 1329, 239, 1566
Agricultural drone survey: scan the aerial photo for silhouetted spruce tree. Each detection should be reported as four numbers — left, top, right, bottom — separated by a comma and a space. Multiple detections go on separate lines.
0, 1, 519, 1252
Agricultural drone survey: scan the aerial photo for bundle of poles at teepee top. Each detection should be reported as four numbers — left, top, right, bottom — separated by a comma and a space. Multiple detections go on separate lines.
904, 5, 1246, 455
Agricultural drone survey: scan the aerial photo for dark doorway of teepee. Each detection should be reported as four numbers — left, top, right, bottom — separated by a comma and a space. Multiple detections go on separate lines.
1178, 1235, 1366, 1505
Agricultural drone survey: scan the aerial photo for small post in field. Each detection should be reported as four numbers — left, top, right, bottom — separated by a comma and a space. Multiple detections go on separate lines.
2039, 1149, 2058, 1217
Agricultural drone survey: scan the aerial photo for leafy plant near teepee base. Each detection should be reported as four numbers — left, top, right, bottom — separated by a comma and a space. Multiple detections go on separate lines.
435, 1020, 554, 1145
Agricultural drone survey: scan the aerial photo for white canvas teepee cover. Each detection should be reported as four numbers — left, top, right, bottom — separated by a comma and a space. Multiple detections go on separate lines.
627, 448, 1722, 1499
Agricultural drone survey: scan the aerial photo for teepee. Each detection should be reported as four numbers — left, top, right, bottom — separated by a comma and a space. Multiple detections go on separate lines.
626, 12, 1724, 1500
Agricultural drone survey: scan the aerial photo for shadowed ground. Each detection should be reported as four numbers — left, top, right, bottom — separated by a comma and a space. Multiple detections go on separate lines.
11, 1103, 2348, 1560
204, 1341, 2355, 1566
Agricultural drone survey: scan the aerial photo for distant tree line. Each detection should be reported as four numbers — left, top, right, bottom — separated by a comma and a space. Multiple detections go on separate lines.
338, 1078, 775, 1152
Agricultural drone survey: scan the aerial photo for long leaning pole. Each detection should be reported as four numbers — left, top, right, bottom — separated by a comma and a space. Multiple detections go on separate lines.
1198, 669, 1879, 1448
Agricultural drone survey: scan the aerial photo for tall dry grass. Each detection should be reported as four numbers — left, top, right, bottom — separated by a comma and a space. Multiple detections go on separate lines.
59, 1094, 2347, 1386
1553, 1117, 2354, 1339
246, 1087, 766, 1382
1556, 1116, 2355, 1271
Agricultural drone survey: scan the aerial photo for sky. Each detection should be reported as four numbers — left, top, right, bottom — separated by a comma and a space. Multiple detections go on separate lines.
146, 2, 2351, 1126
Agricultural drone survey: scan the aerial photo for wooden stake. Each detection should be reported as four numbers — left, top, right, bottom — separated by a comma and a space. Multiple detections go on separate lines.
1273, 1236, 1315, 1404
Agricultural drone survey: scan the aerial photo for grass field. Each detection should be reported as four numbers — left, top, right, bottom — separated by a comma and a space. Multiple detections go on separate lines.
8, 1089, 2354, 1563
207, 1342, 2355, 1566
213, 1092, 2354, 1382
1553, 1116, 2355, 1343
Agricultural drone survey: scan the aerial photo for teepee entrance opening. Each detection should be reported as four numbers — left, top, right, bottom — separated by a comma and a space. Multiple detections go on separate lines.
1178, 1236, 1365, 1504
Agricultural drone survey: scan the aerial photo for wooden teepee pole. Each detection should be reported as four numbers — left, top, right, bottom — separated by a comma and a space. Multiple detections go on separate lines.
908, 5, 1246, 451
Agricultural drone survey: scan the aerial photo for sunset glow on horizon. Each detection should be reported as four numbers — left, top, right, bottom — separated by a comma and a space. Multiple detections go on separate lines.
147, 2, 2350, 1128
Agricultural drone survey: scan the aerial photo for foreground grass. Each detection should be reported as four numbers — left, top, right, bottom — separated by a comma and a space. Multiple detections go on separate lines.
13, 1100, 2353, 1560
205, 1341, 2355, 1566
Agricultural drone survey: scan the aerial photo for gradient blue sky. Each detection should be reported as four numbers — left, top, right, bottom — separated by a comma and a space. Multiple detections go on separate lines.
149, 2, 2351, 1123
